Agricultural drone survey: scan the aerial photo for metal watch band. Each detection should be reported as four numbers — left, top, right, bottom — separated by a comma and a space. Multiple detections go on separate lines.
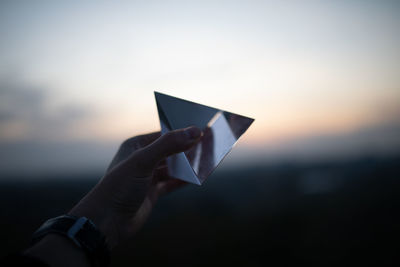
31, 215, 110, 267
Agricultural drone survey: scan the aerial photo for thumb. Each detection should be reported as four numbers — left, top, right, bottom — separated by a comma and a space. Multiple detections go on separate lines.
127, 126, 202, 176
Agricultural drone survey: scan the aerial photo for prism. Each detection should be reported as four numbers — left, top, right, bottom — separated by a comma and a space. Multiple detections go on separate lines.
155, 91, 254, 185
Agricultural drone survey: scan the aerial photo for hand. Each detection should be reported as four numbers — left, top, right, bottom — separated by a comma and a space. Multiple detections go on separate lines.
69, 126, 202, 249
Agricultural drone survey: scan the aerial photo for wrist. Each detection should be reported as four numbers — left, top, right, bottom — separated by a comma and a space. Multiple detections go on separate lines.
68, 188, 120, 249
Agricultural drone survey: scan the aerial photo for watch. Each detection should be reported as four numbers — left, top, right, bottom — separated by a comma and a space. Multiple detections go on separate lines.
31, 215, 110, 267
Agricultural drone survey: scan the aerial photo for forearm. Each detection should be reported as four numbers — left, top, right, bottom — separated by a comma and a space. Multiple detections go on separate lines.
24, 189, 111, 267
25, 234, 91, 267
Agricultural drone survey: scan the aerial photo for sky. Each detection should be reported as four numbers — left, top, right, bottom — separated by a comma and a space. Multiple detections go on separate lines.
0, 0, 399, 176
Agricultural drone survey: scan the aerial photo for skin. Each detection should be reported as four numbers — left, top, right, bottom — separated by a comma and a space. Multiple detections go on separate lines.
25, 126, 203, 267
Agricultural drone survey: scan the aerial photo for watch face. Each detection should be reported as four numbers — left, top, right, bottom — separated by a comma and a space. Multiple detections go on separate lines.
155, 91, 254, 185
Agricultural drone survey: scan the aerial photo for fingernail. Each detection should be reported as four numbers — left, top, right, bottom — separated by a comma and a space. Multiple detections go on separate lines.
184, 126, 202, 140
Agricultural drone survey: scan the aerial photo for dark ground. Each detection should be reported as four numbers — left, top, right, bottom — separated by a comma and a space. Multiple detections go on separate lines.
1, 155, 399, 266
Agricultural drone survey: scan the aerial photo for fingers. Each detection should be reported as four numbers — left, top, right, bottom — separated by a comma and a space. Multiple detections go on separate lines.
153, 166, 188, 195
107, 131, 162, 173
120, 131, 161, 151
135, 131, 161, 147
157, 178, 187, 196
127, 126, 202, 176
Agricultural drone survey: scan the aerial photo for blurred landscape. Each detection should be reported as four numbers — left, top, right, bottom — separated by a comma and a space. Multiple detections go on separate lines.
1, 153, 399, 266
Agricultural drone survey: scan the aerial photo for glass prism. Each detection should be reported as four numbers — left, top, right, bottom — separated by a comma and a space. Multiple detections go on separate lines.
155, 91, 254, 185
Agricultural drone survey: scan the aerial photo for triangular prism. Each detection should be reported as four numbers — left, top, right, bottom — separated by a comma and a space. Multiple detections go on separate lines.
155, 91, 254, 185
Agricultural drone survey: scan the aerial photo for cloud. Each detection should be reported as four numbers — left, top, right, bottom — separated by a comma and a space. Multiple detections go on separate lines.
0, 74, 96, 142
228, 119, 400, 167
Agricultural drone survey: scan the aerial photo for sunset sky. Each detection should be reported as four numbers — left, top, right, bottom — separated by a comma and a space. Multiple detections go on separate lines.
0, 0, 399, 175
